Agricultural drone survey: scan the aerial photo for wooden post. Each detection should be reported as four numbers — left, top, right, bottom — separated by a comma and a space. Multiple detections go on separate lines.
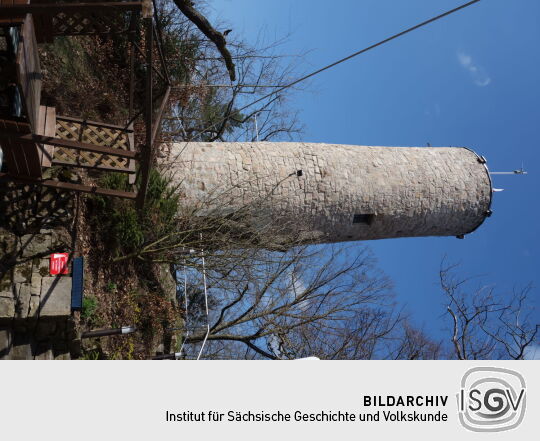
0, 3, 144, 17
151, 85, 171, 145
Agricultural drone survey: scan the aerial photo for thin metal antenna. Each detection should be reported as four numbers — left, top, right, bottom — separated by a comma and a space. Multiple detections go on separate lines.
254, 112, 260, 142
178, 259, 189, 358
490, 165, 528, 175
197, 234, 210, 360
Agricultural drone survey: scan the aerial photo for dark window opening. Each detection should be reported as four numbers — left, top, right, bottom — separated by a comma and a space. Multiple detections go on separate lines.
352, 214, 374, 225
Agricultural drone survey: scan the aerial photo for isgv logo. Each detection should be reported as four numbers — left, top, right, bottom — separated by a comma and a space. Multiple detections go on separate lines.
457, 367, 526, 432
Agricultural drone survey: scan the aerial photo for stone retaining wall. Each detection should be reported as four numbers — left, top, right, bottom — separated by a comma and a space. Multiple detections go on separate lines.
1, 228, 72, 320
0, 227, 75, 359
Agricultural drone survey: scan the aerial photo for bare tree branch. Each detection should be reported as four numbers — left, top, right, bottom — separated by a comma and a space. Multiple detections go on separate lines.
173, 0, 236, 81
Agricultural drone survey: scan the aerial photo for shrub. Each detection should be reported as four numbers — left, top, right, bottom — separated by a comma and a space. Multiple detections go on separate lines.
82, 296, 98, 321
89, 169, 180, 257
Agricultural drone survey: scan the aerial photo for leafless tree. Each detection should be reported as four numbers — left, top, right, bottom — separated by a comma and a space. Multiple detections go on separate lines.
440, 260, 538, 360
111, 171, 308, 264
391, 322, 443, 360
155, 0, 304, 145
177, 244, 401, 360
171, 0, 236, 81
115, 2, 540, 361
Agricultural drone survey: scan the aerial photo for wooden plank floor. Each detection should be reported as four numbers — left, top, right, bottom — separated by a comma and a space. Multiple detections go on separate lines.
0, 13, 43, 177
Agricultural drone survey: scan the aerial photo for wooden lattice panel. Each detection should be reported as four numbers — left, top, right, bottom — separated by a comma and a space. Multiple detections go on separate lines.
0, 180, 74, 232
53, 118, 132, 170
52, 11, 129, 36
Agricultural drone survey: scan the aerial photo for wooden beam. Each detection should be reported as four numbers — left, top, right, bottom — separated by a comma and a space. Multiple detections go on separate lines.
0, 2, 143, 17
41, 180, 137, 199
0, 118, 42, 178
0, 173, 137, 199
127, 123, 137, 185
51, 159, 136, 174
56, 115, 135, 132
151, 85, 171, 145
0, 132, 138, 159
17, 14, 42, 132
128, 38, 136, 119
153, 22, 171, 84
37, 105, 57, 168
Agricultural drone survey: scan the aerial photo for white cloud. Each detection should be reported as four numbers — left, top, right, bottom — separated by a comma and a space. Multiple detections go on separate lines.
457, 52, 472, 67
457, 51, 491, 87
424, 103, 441, 118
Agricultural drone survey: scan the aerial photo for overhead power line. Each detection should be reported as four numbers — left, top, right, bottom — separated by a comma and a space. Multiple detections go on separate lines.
169, 0, 482, 156
173, 84, 285, 88
230, 0, 482, 119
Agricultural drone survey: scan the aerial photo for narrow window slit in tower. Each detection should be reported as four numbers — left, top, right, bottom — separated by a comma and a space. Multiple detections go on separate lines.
352, 214, 374, 225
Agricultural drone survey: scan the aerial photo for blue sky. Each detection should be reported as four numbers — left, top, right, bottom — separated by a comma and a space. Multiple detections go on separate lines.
208, 0, 540, 341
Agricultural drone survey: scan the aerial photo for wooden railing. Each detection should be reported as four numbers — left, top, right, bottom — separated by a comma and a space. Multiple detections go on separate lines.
0, 0, 170, 204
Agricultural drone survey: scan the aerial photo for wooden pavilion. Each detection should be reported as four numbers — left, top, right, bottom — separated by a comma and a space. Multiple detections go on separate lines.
0, 0, 171, 208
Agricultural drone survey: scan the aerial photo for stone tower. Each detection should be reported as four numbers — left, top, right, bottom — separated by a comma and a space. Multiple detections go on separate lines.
163, 142, 492, 244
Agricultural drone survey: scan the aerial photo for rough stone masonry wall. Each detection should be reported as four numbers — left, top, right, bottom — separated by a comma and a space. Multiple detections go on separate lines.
0, 228, 72, 319
0, 228, 75, 359
162, 142, 492, 243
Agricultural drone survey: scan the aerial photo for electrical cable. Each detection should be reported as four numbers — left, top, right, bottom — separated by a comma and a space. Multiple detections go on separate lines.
165, 0, 482, 163
196, 241, 210, 360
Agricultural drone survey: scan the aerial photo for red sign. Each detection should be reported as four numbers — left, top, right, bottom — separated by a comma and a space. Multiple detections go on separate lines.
50, 253, 70, 275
